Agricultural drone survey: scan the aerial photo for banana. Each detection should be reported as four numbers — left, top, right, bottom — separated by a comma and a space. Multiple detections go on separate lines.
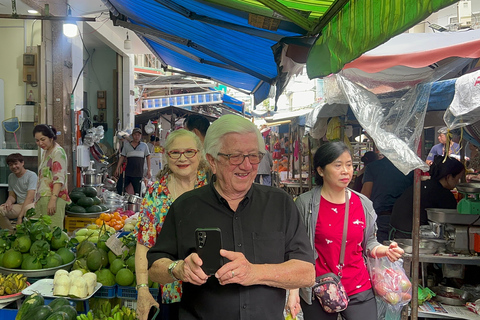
5, 285, 12, 295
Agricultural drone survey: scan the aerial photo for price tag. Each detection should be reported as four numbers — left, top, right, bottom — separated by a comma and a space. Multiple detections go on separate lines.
106, 234, 128, 256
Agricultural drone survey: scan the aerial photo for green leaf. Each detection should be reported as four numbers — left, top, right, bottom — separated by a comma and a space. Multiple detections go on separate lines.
52, 227, 62, 238
26, 208, 36, 218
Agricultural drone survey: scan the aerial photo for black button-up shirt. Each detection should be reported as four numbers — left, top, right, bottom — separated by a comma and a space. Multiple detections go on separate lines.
147, 181, 314, 320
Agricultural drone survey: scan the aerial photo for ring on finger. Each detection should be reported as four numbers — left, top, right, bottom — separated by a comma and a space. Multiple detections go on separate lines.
231, 270, 235, 278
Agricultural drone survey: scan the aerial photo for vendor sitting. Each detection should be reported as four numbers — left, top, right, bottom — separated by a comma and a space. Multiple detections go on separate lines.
389, 155, 464, 239
0, 153, 37, 230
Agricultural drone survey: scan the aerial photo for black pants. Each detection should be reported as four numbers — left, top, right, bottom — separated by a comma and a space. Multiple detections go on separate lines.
123, 176, 142, 195
159, 302, 179, 320
302, 289, 377, 320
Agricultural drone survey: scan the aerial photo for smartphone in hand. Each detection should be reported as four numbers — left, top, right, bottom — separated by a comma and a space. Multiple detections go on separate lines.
195, 228, 224, 275
147, 305, 160, 320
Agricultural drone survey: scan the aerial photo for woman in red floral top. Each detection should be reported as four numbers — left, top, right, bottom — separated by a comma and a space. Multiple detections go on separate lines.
134, 129, 207, 320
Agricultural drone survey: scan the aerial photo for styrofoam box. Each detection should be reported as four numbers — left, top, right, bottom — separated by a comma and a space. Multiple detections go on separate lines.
15, 104, 34, 122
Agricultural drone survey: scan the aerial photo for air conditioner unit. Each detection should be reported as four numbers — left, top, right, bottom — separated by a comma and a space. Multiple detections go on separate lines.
457, 0, 472, 27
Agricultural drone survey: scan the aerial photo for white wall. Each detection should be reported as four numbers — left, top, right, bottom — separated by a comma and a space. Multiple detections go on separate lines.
0, 19, 41, 119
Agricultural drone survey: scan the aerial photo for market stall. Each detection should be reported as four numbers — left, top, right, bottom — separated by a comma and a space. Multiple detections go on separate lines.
261, 109, 313, 197
322, 29, 480, 320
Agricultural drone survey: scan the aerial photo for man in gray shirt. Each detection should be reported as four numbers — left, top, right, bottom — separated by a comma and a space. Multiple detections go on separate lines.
0, 153, 37, 230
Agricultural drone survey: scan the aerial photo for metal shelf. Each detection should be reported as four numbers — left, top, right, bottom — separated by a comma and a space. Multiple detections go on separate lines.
403, 253, 480, 266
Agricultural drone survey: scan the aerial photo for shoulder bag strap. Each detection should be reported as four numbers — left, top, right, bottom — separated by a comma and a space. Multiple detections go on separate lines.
338, 189, 350, 277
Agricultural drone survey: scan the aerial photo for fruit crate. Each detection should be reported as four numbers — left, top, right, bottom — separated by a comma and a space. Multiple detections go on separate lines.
93, 285, 117, 298
117, 285, 159, 300
64, 216, 98, 232
0, 309, 18, 320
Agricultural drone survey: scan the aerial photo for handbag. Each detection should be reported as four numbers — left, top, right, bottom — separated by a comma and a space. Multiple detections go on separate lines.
312, 190, 350, 313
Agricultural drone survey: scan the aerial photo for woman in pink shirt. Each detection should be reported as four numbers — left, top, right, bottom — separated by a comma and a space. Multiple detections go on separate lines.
287, 142, 404, 320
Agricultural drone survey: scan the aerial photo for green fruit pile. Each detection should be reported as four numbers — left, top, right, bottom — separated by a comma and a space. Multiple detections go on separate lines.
73, 230, 138, 287
80, 301, 136, 320
16, 293, 77, 320
67, 187, 107, 214
0, 209, 76, 270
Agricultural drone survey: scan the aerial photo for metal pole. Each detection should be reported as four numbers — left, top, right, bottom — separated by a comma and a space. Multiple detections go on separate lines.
410, 132, 424, 320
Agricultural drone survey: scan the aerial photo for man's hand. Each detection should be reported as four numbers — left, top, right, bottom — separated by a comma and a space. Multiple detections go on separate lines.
178, 253, 209, 286
286, 289, 301, 319
215, 249, 255, 286
4, 200, 13, 212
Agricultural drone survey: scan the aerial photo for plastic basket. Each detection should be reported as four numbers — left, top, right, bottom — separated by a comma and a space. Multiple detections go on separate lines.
117, 285, 137, 300
117, 286, 159, 300
64, 216, 98, 232
93, 285, 116, 298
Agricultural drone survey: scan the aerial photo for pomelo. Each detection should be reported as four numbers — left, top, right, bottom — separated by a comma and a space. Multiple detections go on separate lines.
56, 248, 75, 264
51, 231, 69, 250
3, 249, 23, 269
76, 240, 96, 259
21, 254, 42, 270
86, 250, 103, 271
109, 258, 124, 275
125, 256, 135, 272
116, 268, 134, 286
44, 253, 63, 268
95, 269, 116, 286
14, 235, 32, 253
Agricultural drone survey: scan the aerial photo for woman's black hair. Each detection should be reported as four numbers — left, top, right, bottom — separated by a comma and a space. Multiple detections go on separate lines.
313, 141, 351, 186
429, 155, 464, 181
33, 124, 57, 140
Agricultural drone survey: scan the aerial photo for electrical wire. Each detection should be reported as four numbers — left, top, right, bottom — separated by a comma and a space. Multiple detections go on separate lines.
72, 30, 91, 95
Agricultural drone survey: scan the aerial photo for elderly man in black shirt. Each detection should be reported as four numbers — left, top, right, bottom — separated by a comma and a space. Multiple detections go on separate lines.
147, 114, 315, 320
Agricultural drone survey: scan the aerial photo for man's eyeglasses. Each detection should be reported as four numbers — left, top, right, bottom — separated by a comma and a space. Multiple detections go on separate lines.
167, 149, 199, 159
217, 152, 264, 165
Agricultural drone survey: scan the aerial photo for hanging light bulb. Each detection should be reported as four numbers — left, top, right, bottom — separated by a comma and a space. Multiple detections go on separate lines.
124, 31, 132, 50
63, 5, 78, 38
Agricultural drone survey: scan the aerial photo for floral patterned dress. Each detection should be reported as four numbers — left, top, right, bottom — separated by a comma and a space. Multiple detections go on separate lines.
134, 170, 207, 304
35, 144, 71, 203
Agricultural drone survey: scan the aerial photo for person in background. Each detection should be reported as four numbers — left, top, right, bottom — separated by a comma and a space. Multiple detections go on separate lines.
287, 142, 404, 320
352, 151, 378, 192
33, 124, 71, 229
0, 153, 37, 230
135, 129, 207, 320
184, 114, 210, 143
390, 155, 464, 239
147, 114, 314, 320
115, 127, 151, 195
426, 127, 460, 165
361, 156, 413, 243
255, 148, 273, 185
147, 135, 156, 154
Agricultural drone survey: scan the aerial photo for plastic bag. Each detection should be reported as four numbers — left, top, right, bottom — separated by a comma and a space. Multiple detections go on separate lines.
368, 257, 412, 314
326, 117, 341, 141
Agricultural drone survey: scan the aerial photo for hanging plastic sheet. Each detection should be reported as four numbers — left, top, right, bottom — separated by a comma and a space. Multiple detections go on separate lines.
335, 57, 474, 175
304, 101, 348, 139
444, 70, 480, 130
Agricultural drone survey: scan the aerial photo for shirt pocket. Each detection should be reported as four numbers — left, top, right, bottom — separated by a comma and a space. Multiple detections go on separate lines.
252, 232, 285, 264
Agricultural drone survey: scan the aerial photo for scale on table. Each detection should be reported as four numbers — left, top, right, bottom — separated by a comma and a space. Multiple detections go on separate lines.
456, 183, 480, 214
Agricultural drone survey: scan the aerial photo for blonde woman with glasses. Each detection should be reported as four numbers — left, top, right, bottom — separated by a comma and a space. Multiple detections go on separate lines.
134, 129, 208, 320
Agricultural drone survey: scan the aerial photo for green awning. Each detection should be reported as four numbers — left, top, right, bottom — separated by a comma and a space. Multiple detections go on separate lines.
307, 0, 459, 78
